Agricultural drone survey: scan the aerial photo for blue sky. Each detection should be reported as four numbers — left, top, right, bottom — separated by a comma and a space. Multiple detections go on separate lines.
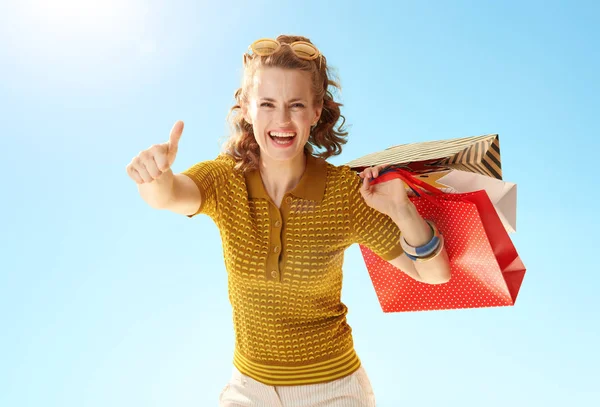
1, 1, 598, 406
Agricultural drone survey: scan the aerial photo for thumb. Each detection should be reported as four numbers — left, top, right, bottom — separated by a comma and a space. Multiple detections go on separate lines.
360, 175, 371, 198
168, 120, 184, 157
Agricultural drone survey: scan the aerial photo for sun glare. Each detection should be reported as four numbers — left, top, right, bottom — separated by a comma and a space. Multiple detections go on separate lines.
18, 0, 148, 47
6, 0, 156, 88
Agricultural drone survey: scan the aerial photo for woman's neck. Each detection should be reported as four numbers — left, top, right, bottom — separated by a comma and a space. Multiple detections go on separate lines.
259, 152, 307, 206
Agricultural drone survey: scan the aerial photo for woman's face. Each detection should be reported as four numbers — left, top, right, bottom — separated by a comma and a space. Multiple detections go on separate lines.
243, 67, 322, 164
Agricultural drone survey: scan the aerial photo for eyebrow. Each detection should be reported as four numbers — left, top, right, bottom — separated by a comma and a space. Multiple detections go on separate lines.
259, 97, 306, 103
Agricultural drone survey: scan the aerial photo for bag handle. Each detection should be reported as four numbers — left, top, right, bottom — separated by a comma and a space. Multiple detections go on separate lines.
369, 166, 445, 207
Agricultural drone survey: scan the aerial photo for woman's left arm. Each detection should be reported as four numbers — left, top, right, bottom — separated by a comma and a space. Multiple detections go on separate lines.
359, 165, 451, 285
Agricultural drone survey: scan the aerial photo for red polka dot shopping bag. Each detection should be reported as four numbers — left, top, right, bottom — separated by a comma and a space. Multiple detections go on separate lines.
362, 167, 526, 312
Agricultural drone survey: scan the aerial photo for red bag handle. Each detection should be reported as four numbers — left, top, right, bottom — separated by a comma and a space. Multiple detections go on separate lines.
369, 166, 445, 207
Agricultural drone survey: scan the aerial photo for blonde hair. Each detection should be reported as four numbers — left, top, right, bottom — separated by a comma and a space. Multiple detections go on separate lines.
223, 35, 349, 172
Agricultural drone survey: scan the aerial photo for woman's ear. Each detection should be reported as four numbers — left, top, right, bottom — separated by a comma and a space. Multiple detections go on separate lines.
241, 103, 252, 125
313, 105, 323, 125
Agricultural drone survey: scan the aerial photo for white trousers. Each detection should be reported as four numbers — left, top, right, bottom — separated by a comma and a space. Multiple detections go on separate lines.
218, 365, 377, 406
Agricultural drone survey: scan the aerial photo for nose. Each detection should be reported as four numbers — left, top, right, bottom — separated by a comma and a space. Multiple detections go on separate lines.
275, 106, 292, 125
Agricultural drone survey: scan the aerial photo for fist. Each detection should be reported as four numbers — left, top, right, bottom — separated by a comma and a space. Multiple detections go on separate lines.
126, 121, 184, 184
359, 164, 411, 216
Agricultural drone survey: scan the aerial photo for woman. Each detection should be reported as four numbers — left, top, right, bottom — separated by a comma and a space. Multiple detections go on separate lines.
126, 35, 450, 407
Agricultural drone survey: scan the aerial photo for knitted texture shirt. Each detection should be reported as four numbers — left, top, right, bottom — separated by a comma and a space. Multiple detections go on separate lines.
182, 153, 404, 386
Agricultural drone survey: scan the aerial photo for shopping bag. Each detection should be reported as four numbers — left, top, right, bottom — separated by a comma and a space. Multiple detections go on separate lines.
345, 133, 503, 180
409, 169, 517, 233
359, 167, 526, 312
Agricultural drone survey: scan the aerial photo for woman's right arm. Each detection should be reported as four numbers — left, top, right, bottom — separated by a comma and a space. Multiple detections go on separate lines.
126, 120, 202, 216
137, 169, 201, 216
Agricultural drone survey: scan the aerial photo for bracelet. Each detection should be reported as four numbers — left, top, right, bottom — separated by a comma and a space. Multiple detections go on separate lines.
405, 236, 444, 263
401, 220, 441, 260
410, 234, 445, 263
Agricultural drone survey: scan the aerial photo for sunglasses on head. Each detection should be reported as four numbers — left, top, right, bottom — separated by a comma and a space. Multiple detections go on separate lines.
244, 38, 323, 69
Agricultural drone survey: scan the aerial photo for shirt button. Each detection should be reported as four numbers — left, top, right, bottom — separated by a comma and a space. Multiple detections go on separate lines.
274, 220, 281, 228
273, 246, 280, 253
285, 196, 293, 204
271, 270, 278, 278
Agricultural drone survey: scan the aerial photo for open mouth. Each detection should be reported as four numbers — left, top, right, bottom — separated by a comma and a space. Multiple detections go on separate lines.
269, 131, 297, 146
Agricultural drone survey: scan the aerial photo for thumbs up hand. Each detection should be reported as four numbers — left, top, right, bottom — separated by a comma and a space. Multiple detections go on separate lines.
126, 121, 184, 184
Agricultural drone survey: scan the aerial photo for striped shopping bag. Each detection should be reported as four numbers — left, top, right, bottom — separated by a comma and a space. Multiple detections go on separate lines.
346, 133, 503, 179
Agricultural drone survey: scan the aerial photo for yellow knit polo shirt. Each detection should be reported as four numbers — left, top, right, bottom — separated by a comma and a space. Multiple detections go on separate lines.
182, 153, 404, 386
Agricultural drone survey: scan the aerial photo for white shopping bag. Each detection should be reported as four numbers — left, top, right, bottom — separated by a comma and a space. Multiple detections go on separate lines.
409, 169, 517, 233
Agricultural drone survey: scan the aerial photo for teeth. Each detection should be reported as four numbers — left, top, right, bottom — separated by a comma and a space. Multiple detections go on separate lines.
269, 132, 296, 138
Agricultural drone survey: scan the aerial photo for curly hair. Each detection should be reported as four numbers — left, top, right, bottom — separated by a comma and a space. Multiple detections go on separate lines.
223, 34, 349, 172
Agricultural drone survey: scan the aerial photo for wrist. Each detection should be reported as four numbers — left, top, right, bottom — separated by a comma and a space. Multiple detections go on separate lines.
387, 201, 415, 224
139, 169, 175, 208
388, 201, 433, 248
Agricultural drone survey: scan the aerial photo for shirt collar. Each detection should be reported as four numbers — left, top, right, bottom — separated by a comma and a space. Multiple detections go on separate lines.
245, 153, 327, 202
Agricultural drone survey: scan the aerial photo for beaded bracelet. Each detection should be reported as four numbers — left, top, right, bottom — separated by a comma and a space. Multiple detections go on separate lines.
401, 220, 442, 261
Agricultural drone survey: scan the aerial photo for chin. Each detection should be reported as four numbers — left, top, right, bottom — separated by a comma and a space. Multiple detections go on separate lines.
266, 148, 304, 162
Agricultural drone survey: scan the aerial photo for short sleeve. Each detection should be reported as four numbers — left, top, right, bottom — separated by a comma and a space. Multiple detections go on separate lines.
180, 154, 233, 221
346, 168, 404, 261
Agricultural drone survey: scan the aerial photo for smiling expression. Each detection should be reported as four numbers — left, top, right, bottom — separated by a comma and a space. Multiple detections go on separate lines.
243, 67, 322, 163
